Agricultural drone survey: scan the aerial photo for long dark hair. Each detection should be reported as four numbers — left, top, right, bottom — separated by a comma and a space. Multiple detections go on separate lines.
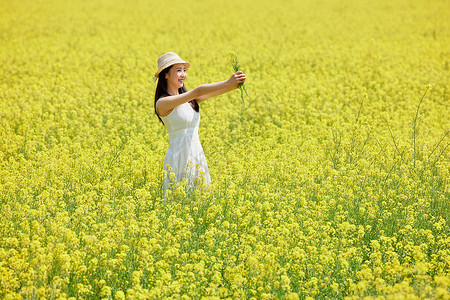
154, 65, 199, 124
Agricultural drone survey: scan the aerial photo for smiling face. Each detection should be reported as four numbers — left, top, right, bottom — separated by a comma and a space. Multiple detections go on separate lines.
165, 63, 187, 94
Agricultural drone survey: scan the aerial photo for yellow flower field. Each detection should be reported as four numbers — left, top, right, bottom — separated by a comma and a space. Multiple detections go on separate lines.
0, 0, 449, 298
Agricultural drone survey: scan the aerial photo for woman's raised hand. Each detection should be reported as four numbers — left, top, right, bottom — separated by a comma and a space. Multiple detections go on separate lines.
228, 71, 247, 87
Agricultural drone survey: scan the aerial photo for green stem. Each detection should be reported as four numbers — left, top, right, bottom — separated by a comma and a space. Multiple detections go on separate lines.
413, 87, 429, 168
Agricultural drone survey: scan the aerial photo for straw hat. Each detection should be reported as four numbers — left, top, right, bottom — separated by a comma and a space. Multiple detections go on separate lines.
153, 52, 190, 82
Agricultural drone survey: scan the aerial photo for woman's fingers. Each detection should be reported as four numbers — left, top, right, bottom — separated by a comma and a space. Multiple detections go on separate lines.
237, 74, 246, 82
229, 71, 246, 86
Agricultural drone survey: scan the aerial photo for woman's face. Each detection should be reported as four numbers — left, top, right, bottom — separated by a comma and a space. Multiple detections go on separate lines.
165, 63, 187, 91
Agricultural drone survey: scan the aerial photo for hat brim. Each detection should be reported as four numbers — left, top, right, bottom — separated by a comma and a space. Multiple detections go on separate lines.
154, 60, 191, 78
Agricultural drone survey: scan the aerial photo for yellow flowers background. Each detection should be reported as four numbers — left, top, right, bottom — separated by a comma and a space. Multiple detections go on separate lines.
1, 0, 449, 299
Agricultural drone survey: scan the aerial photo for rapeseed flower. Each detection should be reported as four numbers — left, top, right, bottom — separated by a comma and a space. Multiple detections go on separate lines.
0, 0, 448, 298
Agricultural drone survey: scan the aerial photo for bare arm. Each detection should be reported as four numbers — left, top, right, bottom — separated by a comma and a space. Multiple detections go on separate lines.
156, 71, 246, 116
195, 82, 237, 103
196, 71, 246, 103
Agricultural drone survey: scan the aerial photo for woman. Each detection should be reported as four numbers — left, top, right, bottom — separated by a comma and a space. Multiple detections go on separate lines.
154, 52, 246, 191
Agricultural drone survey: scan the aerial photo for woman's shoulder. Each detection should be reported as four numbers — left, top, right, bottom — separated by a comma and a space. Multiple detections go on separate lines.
156, 95, 166, 103
155, 97, 164, 117
157, 98, 181, 118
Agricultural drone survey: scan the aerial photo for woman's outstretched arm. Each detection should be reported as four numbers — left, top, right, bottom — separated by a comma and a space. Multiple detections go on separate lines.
156, 71, 246, 116
196, 71, 246, 103
195, 82, 236, 103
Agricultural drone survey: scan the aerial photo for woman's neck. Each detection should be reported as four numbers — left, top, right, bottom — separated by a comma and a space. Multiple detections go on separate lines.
167, 85, 179, 96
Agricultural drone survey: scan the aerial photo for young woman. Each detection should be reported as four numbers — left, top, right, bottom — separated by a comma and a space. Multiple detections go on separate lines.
154, 52, 246, 191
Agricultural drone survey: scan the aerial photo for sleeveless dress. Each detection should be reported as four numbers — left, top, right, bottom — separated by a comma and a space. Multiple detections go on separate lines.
159, 101, 211, 191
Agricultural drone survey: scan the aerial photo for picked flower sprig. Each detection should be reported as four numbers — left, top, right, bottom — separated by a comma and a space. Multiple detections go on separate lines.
229, 51, 248, 114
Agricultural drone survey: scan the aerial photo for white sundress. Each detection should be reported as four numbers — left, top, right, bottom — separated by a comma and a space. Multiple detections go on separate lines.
159, 101, 211, 191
